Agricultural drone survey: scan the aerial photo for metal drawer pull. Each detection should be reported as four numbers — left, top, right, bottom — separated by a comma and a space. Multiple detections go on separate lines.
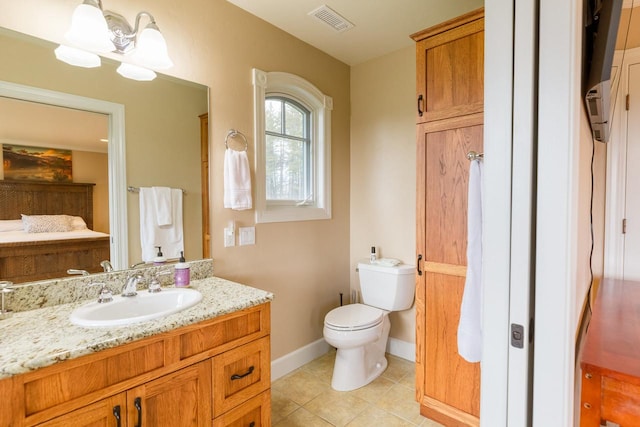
231, 365, 255, 380
112, 405, 122, 427
249, 423, 255, 427
134, 397, 142, 427
417, 254, 423, 276
417, 94, 424, 116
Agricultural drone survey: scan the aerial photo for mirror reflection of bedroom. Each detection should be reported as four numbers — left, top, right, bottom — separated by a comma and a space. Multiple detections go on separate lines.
0, 97, 110, 283
0, 26, 209, 284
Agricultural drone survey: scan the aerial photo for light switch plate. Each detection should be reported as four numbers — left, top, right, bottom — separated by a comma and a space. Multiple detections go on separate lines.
224, 227, 235, 247
239, 226, 255, 245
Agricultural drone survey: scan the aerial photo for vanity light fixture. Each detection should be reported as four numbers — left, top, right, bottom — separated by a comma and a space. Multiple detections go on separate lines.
55, 0, 173, 80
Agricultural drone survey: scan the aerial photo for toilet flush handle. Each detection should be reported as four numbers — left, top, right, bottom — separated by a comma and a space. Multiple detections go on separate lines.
417, 254, 423, 276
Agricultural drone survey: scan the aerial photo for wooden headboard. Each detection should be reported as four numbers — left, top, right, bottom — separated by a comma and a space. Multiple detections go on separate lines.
0, 180, 96, 229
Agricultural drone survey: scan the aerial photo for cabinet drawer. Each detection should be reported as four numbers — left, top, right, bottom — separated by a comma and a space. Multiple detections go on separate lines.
180, 304, 270, 360
212, 336, 270, 417
213, 390, 271, 427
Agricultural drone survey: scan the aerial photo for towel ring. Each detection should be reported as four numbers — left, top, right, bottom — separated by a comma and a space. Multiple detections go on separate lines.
225, 129, 248, 152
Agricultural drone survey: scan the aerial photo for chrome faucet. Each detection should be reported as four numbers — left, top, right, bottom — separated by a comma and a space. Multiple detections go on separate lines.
129, 261, 146, 269
122, 274, 142, 297
67, 269, 90, 276
100, 260, 113, 272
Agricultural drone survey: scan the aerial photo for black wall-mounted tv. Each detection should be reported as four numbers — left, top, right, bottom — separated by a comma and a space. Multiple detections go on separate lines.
583, 0, 623, 143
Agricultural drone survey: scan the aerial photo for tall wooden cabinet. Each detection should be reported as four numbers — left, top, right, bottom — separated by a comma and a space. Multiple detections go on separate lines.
412, 9, 484, 427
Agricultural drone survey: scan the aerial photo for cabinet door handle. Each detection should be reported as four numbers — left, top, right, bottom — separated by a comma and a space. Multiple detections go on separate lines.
417, 94, 424, 117
417, 254, 423, 276
134, 397, 142, 427
231, 365, 255, 380
249, 423, 255, 427
112, 405, 122, 427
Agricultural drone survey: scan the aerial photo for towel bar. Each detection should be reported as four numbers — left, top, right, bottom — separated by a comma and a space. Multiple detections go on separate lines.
127, 186, 186, 194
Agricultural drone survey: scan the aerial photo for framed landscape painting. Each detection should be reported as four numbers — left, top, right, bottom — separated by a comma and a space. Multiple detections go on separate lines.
2, 144, 72, 182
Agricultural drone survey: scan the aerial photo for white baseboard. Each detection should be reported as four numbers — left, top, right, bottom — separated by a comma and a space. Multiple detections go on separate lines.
386, 337, 415, 362
271, 337, 415, 382
271, 338, 331, 381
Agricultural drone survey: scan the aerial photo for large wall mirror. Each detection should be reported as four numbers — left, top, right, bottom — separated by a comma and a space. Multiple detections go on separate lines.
0, 27, 209, 283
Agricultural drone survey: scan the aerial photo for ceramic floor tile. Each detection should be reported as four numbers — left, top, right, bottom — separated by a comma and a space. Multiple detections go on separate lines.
271, 389, 300, 424
345, 405, 417, 427
376, 383, 425, 425
382, 354, 415, 382
301, 349, 336, 384
273, 407, 334, 427
272, 369, 330, 406
272, 351, 446, 427
350, 374, 396, 404
304, 389, 370, 426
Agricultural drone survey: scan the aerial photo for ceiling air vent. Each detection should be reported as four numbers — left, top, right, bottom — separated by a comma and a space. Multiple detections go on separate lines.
308, 5, 354, 33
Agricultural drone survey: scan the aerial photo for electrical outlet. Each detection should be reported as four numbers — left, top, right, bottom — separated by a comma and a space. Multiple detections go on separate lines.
224, 226, 235, 247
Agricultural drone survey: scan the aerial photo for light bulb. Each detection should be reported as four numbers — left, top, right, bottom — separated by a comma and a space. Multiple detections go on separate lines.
116, 62, 157, 81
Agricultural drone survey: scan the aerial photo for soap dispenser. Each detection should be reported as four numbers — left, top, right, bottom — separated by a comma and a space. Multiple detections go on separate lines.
174, 251, 190, 287
153, 246, 166, 266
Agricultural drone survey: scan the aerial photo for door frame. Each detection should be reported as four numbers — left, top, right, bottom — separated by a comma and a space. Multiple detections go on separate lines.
481, 1, 516, 425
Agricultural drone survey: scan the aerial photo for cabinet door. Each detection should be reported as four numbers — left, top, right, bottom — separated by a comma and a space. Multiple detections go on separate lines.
37, 394, 126, 427
414, 15, 484, 124
127, 361, 212, 427
416, 118, 483, 427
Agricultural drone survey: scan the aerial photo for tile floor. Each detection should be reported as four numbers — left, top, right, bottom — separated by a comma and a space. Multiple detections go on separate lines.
271, 349, 445, 427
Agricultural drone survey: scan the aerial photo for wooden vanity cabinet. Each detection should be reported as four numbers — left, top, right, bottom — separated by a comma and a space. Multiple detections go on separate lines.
412, 9, 483, 427
0, 302, 271, 427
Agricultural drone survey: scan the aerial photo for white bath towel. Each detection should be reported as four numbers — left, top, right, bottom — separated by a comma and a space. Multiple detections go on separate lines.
457, 159, 483, 363
152, 186, 173, 226
224, 149, 252, 210
139, 187, 184, 262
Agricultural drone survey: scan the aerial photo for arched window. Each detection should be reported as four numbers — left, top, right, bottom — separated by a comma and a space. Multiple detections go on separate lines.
253, 69, 332, 223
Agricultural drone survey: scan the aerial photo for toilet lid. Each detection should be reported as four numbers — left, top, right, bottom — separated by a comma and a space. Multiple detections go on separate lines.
325, 304, 385, 331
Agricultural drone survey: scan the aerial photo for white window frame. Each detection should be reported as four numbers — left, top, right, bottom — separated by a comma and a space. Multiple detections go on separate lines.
253, 68, 332, 223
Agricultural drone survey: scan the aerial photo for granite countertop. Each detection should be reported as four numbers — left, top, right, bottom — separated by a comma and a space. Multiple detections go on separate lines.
0, 276, 273, 380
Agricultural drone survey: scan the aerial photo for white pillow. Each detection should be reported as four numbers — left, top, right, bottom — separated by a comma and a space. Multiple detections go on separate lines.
21, 214, 73, 233
70, 216, 88, 230
0, 220, 25, 232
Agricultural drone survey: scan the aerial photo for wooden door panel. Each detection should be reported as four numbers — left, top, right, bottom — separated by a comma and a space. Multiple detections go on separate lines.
423, 124, 483, 265
425, 31, 484, 119
37, 394, 126, 427
128, 361, 212, 427
424, 272, 480, 416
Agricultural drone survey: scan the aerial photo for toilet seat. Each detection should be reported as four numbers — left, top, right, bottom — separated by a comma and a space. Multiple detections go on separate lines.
324, 304, 385, 331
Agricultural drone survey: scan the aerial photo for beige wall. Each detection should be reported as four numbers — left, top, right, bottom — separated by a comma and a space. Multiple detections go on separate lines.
350, 47, 416, 343
616, 7, 640, 50
0, 28, 207, 265
0, 0, 351, 360
73, 151, 109, 233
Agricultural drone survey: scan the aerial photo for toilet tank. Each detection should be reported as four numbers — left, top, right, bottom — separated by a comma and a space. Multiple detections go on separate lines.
357, 261, 415, 311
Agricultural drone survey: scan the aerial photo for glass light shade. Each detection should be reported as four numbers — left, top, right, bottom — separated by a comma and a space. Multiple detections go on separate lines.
117, 62, 157, 81
132, 25, 174, 69
54, 45, 101, 68
65, 2, 115, 53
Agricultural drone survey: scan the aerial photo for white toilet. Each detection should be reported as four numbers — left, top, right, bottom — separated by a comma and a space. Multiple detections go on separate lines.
323, 261, 415, 391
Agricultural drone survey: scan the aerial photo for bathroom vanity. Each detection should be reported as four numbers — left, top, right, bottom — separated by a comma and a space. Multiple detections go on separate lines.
0, 273, 273, 427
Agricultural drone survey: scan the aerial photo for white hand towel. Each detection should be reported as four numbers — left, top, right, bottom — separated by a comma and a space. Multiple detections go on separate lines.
139, 187, 184, 262
457, 159, 483, 363
224, 149, 252, 210
152, 186, 173, 226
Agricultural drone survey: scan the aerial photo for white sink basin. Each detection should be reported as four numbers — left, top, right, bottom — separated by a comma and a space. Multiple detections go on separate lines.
70, 288, 203, 327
